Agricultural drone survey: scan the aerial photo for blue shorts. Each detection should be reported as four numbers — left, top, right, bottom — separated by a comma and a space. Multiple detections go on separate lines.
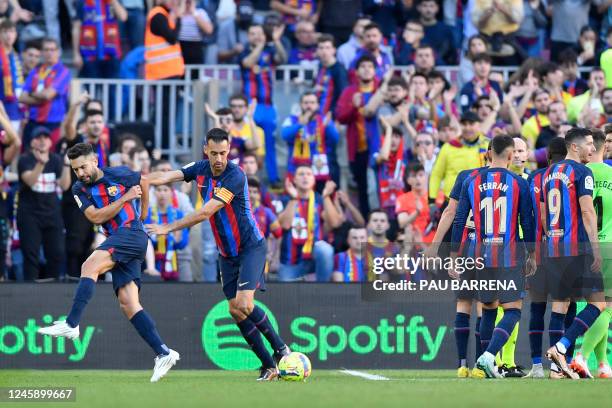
219, 239, 267, 299
97, 227, 148, 296
475, 266, 525, 304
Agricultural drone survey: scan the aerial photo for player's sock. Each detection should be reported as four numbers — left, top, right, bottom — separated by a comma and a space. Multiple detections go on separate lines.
130, 310, 170, 356
548, 312, 565, 348
454, 312, 470, 367
474, 316, 482, 363
237, 318, 275, 368
564, 302, 577, 363
529, 302, 546, 365
486, 308, 521, 357
593, 308, 612, 364
581, 307, 611, 361
494, 308, 503, 366
66, 277, 96, 328
501, 322, 519, 367
248, 305, 286, 352
479, 309, 497, 353
556, 304, 601, 353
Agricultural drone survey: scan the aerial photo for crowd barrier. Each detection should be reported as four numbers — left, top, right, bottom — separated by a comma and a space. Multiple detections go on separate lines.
1, 284, 609, 370
75, 65, 592, 166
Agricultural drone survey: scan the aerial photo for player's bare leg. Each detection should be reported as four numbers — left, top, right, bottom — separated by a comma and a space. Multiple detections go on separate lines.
37, 250, 114, 339
229, 290, 284, 381
117, 282, 179, 382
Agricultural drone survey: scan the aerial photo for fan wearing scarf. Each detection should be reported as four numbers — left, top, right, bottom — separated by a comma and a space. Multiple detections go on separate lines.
277, 165, 343, 282
332, 226, 368, 282
145, 184, 189, 281
370, 117, 406, 218
281, 91, 340, 191
0, 20, 24, 132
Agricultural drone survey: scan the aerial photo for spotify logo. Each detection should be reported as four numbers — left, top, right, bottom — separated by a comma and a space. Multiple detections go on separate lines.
202, 300, 279, 370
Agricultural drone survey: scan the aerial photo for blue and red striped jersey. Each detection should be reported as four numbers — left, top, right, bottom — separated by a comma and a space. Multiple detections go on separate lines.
253, 205, 282, 239
72, 166, 143, 235
449, 167, 485, 256
541, 159, 594, 257
452, 167, 534, 268
239, 45, 276, 105
314, 61, 348, 116
23, 62, 71, 123
528, 168, 546, 264
182, 160, 263, 257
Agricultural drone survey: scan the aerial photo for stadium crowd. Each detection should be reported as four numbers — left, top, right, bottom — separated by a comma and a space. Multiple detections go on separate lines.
0, 0, 611, 284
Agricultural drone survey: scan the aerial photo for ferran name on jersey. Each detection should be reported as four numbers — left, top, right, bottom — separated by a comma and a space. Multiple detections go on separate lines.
477, 181, 508, 193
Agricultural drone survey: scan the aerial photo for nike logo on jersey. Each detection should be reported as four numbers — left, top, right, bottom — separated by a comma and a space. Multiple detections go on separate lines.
238, 282, 249, 287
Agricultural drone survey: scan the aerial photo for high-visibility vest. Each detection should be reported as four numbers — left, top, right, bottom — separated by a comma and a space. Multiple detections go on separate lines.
144, 6, 184, 80
79, 0, 121, 61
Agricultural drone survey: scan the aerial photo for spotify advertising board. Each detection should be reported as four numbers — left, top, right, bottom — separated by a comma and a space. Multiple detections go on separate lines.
0, 283, 584, 370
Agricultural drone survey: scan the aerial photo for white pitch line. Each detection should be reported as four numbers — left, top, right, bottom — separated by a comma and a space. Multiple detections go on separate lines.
339, 369, 390, 381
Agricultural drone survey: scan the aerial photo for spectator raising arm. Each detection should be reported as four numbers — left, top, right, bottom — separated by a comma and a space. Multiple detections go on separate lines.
272, 24, 288, 65
321, 180, 343, 231
336, 190, 366, 227
150, 0, 185, 44
278, 178, 300, 230
241, 42, 266, 68
62, 91, 90, 142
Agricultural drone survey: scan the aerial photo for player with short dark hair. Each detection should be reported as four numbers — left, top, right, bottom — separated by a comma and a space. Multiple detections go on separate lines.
569, 129, 612, 379
541, 127, 606, 379
37, 142, 179, 382
451, 134, 536, 378
145, 128, 290, 381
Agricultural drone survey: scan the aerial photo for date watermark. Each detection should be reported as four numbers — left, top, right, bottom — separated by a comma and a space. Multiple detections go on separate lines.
0, 388, 76, 402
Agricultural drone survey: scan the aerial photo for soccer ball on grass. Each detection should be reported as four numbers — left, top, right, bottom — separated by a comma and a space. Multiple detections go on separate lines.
278, 352, 312, 381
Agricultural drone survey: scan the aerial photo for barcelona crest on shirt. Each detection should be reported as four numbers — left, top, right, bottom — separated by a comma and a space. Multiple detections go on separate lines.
107, 186, 119, 196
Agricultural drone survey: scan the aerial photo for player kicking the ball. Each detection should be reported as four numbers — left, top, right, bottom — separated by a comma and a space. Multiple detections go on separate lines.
145, 128, 290, 381
37, 143, 179, 382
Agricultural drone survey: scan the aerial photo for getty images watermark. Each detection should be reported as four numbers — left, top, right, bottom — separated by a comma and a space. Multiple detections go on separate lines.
368, 254, 517, 292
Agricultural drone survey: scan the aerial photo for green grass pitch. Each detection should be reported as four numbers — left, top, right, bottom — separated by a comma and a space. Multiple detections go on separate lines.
1, 370, 611, 408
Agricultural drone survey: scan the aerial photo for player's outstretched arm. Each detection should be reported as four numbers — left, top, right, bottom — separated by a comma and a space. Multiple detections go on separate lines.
145, 198, 225, 235
83, 185, 142, 225
147, 170, 185, 186
140, 175, 150, 221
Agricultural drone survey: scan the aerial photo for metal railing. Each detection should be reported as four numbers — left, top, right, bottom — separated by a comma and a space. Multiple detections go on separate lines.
78, 64, 593, 165
75, 77, 217, 165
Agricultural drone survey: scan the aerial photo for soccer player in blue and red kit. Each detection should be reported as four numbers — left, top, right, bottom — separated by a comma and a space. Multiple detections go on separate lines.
38, 143, 179, 383
239, 23, 287, 184
541, 128, 605, 379
145, 128, 290, 381
524, 137, 567, 379
451, 135, 536, 378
